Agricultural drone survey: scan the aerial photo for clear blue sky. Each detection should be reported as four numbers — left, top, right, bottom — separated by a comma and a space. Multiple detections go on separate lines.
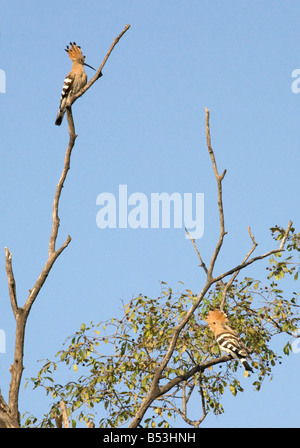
1, 1, 299, 428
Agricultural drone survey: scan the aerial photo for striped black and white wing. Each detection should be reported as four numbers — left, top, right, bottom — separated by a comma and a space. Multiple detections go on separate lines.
216, 330, 253, 372
55, 73, 74, 126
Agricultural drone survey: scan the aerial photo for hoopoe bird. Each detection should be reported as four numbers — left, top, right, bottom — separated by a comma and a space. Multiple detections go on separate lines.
55, 42, 96, 126
206, 308, 254, 373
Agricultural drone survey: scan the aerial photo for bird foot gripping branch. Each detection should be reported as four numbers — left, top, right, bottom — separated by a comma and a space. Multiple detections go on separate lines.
55, 42, 98, 126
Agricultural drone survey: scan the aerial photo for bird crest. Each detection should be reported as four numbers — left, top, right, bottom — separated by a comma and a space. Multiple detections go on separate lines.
65, 42, 85, 62
206, 308, 228, 326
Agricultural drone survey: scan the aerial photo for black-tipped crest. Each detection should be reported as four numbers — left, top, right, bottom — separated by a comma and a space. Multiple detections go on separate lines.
63, 42, 95, 69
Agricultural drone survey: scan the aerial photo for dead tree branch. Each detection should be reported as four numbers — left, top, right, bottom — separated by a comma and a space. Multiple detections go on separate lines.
0, 25, 130, 428
205, 107, 227, 280
162, 380, 207, 428
219, 226, 258, 311
185, 228, 208, 274
60, 401, 70, 428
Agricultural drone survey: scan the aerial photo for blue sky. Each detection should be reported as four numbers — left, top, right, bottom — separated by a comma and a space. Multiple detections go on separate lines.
0, 1, 299, 428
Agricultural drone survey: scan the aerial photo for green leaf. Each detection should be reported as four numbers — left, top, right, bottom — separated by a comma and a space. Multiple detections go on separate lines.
283, 344, 291, 355
229, 384, 237, 396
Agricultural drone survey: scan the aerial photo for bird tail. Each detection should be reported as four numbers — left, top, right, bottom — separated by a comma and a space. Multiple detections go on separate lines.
55, 109, 65, 126
240, 358, 253, 372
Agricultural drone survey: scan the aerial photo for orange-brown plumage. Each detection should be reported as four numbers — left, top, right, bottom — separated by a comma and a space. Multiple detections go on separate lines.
206, 309, 232, 337
55, 42, 95, 126
65, 42, 85, 62
206, 309, 228, 326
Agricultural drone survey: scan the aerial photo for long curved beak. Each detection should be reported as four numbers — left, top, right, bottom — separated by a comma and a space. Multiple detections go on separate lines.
84, 62, 96, 70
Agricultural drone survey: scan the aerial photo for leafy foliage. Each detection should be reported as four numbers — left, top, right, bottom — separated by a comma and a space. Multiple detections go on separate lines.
24, 227, 300, 428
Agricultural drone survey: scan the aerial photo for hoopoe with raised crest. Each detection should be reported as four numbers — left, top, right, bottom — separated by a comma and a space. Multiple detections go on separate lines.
55, 42, 96, 126
206, 309, 254, 373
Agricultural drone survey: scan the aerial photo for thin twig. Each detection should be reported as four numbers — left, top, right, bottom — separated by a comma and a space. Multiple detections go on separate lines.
220, 226, 258, 311
163, 381, 206, 428
214, 222, 292, 284
185, 228, 208, 274
198, 383, 207, 426
4, 248, 18, 318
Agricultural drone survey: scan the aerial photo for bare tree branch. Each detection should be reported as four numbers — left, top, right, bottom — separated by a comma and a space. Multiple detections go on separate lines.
162, 380, 207, 429
185, 228, 208, 274
1, 25, 131, 428
181, 381, 207, 428
214, 222, 292, 284
0, 388, 19, 428
5, 145, 73, 426
129, 353, 231, 428
4, 248, 18, 318
54, 413, 63, 428
205, 107, 227, 279
220, 226, 258, 311
4, 63, 77, 430
60, 401, 70, 428
49, 113, 75, 255
198, 383, 208, 426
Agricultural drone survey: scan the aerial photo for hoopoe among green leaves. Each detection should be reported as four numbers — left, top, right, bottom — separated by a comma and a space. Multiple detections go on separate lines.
206, 308, 254, 373
55, 42, 96, 126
